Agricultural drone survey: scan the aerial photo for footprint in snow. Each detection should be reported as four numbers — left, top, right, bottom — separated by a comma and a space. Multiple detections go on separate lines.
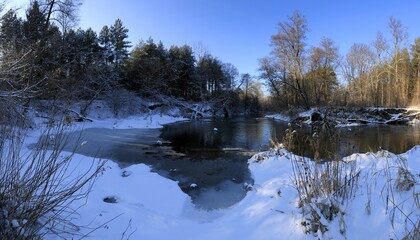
103, 196, 118, 204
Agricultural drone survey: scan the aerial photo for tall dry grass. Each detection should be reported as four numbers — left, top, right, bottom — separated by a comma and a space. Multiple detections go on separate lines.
0, 124, 103, 239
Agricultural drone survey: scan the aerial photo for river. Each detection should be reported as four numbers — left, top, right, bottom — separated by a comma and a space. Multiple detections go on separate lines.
59, 118, 420, 210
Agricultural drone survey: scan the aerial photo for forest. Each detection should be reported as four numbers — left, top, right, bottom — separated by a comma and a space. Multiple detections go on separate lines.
1, 1, 420, 125
261, 11, 420, 110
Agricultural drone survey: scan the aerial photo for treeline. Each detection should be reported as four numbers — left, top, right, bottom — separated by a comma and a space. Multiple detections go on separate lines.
123, 39, 263, 114
124, 38, 239, 100
0, 0, 263, 123
260, 11, 420, 109
0, 0, 126, 118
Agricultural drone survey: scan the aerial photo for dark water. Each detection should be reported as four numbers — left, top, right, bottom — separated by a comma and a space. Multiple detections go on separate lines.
157, 118, 420, 209
161, 118, 420, 159
59, 118, 420, 211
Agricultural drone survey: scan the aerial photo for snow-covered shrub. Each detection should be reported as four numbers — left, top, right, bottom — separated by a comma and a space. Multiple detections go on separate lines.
106, 88, 146, 117
0, 125, 103, 239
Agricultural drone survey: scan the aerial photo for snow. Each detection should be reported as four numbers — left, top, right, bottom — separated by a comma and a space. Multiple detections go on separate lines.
335, 122, 361, 128
264, 113, 292, 122
85, 114, 187, 130
409, 118, 420, 125
267, 107, 420, 127
298, 109, 316, 118
21, 104, 420, 239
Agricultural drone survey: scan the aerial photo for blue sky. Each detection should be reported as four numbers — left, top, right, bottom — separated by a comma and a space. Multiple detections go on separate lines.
10, 0, 420, 77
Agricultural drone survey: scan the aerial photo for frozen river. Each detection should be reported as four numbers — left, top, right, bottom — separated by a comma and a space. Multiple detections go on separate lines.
59, 118, 420, 210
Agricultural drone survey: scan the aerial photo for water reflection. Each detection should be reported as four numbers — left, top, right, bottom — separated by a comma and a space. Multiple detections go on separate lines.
160, 118, 289, 157
337, 125, 420, 156
161, 118, 420, 159
159, 119, 420, 209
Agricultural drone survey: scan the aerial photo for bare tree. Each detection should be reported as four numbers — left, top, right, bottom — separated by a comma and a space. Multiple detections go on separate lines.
41, 0, 83, 33
259, 57, 281, 97
372, 32, 390, 106
270, 11, 310, 109
410, 38, 420, 105
388, 16, 409, 106
307, 46, 324, 105
342, 43, 375, 105
319, 38, 339, 103
307, 37, 339, 105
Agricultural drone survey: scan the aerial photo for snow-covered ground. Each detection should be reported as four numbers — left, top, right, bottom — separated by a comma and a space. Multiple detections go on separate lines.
266, 107, 420, 127
21, 103, 419, 239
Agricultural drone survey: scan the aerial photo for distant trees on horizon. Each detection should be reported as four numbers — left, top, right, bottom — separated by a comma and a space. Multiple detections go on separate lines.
260, 11, 420, 110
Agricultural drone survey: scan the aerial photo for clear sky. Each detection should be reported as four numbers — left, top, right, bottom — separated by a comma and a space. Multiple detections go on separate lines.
9, 0, 420, 77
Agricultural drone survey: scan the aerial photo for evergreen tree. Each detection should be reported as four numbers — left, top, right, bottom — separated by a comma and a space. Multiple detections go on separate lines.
82, 28, 101, 65
99, 25, 113, 65
167, 44, 197, 98
196, 54, 226, 98
0, 9, 23, 51
110, 19, 131, 70
23, 1, 46, 44
124, 38, 167, 94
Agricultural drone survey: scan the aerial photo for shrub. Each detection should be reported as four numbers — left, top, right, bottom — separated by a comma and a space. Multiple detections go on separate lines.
0, 124, 103, 239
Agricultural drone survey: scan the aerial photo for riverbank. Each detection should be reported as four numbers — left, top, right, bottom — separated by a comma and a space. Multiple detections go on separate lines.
40, 127, 420, 239
265, 107, 420, 127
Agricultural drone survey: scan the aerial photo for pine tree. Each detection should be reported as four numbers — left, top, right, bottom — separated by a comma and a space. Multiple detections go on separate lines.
82, 28, 101, 65
99, 25, 113, 65
124, 38, 167, 94
110, 19, 131, 71
23, 0, 46, 44
0, 9, 23, 51
167, 44, 196, 98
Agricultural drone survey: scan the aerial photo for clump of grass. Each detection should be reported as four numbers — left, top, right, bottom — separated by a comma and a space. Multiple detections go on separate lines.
309, 120, 340, 161
290, 152, 358, 236
284, 115, 358, 237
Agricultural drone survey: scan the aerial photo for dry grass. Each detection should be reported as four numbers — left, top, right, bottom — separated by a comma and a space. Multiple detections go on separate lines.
282, 121, 420, 238
281, 122, 355, 235
0, 124, 103, 239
